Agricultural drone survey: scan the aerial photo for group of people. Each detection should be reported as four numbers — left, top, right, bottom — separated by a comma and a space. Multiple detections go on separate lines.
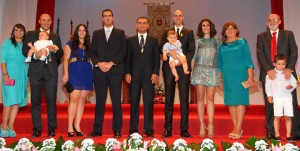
1, 8, 300, 142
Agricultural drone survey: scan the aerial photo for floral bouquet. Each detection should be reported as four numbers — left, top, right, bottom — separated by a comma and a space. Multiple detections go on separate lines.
14, 138, 37, 151
61, 140, 76, 151
127, 133, 143, 150
105, 138, 122, 151
200, 139, 217, 151
80, 138, 95, 151
254, 140, 269, 151
171, 138, 192, 151
225, 142, 250, 151
154, 82, 165, 104
147, 138, 167, 151
39, 138, 56, 151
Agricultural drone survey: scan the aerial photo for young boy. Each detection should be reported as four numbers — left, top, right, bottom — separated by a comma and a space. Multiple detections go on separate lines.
162, 30, 189, 81
265, 54, 297, 142
25, 31, 53, 62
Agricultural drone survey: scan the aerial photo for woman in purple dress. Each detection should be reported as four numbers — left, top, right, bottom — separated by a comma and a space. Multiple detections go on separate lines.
62, 24, 93, 137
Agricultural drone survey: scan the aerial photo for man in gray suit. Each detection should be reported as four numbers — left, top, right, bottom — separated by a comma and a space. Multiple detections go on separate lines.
257, 13, 300, 140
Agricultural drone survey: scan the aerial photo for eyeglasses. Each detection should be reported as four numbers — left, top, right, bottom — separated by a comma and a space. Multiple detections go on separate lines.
267, 18, 280, 22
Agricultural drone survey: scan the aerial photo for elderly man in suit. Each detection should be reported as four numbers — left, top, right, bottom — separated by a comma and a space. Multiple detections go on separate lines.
257, 13, 300, 140
125, 17, 160, 137
22, 13, 63, 137
89, 9, 126, 138
160, 9, 195, 138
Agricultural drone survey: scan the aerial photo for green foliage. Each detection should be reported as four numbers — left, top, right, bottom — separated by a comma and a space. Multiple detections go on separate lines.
221, 142, 232, 150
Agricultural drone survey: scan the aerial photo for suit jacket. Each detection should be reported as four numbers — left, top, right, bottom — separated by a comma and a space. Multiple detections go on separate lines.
91, 27, 126, 74
257, 30, 298, 81
125, 35, 160, 81
160, 27, 195, 71
22, 30, 63, 76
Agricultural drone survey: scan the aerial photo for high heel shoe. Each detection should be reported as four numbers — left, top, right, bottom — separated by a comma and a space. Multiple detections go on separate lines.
230, 131, 243, 139
199, 124, 206, 137
207, 124, 214, 138
73, 124, 84, 136
7, 128, 16, 137
0, 127, 9, 137
67, 131, 75, 137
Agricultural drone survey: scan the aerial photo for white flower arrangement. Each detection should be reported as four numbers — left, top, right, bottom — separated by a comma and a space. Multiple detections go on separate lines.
39, 138, 56, 151
225, 142, 249, 151
105, 138, 121, 151
172, 138, 192, 151
282, 143, 299, 151
200, 139, 216, 151
0, 138, 6, 149
61, 140, 75, 151
148, 138, 166, 151
255, 140, 269, 151
80, 138, 95, 151
14, 138, 36, 151
127, 133, 143, 150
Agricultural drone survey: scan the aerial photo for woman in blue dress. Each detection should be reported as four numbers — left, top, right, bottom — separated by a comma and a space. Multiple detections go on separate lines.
191, 18, 219, 138
218, 22, 255, 139
62, 24, 93, 137
1, 24, 27, 137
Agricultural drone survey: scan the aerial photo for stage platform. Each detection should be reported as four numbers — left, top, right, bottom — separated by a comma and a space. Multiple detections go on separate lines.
0, 103, 299, 149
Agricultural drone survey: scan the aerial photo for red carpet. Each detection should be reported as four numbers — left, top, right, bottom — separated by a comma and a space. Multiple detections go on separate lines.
1, 104, 299, 149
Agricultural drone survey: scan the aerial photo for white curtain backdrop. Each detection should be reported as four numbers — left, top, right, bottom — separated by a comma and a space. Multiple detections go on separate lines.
284, 0, 300, 74
0, 0, 37, 102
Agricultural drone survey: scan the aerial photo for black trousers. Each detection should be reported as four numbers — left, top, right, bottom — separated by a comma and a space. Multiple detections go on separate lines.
29, 69, 57, 131
162, 67, 190, 131
129, 72, 154, 133
93, 71, 123, 133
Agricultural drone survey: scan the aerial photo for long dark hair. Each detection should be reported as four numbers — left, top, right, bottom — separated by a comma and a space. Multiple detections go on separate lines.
197, 18, 217, 38
10, 23, 26, 47
70, 24, 91, 57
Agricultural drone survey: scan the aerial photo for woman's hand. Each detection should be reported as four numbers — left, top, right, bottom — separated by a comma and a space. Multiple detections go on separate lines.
218, 81, 224, 90
61, 75, 68, 85
247, 76, 255, 87
3, 74, 9, 83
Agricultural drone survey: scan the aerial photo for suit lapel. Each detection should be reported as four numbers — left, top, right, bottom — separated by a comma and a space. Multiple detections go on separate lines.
277, 30, 284, 54
107, 27, 115, 43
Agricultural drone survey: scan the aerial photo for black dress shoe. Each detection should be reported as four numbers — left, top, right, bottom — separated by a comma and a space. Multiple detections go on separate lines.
31, 130, 41, 138
88, 131, 102, 137
73, 125, 84, 136
180, 130, 192, 138
162, 130, 172, 138
67, 131, 75, 137
48, 130, 55, 137
114, 131, 122, 138
144, 130, 154, 138
145, 133, 154, 138
266, 134, 275, 139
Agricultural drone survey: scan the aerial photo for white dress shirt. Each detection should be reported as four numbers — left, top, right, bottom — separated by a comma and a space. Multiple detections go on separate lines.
265, 68, 297, 98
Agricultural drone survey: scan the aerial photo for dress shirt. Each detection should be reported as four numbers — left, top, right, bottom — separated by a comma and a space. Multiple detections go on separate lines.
138, 33, 147, 45
104, 26, 113, 41
269, 29, 279, 43
265, 68, 297, 98
174, 25, 183, 36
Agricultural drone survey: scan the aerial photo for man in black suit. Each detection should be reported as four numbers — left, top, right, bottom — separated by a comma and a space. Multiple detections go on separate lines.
257, 13, 300, 140
89, 9, 126, 138
22, 13, 63, 137
160, 10, 195, 138
125, 17, 160, 137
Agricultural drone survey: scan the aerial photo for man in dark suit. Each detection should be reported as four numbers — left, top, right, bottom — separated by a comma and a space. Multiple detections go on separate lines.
160, 10, 195, 138
22, 13, 63, 137
257, 13, 300, 140
89, 9, 126, 138
125, 17, 160, 137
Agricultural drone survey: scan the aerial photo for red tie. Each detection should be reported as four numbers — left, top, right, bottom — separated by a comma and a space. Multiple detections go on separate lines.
271, 32, 277, 61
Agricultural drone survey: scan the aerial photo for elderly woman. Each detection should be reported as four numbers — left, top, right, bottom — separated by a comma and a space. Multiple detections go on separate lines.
218, 22, 255, 139
1, 23, 28, 137
191, 18, 219, 138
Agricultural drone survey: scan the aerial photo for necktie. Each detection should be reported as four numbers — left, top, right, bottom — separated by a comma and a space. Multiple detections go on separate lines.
140, 35, 144, 53
106, 29, 111, 41
271, 32, 277, 61
177, 28, 180, 37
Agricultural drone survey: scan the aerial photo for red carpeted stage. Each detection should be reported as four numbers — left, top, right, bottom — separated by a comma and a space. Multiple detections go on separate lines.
1, 104, 299, 149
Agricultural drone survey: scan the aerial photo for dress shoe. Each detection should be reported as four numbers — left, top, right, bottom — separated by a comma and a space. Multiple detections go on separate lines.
88, 131, 102, 137
144, 130, 154, 138
161, 130, 172, 138
180, 130, 192, 138
31, 130, 41, 138
7, 128, 16, 137
67, 131, 75, 137
286, 137, 295, 142
266, 134, 275, 139
114, 131, 122, 138
73, 124, 84, 136
48, 130, 55, 137
145, 133, 154, 138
